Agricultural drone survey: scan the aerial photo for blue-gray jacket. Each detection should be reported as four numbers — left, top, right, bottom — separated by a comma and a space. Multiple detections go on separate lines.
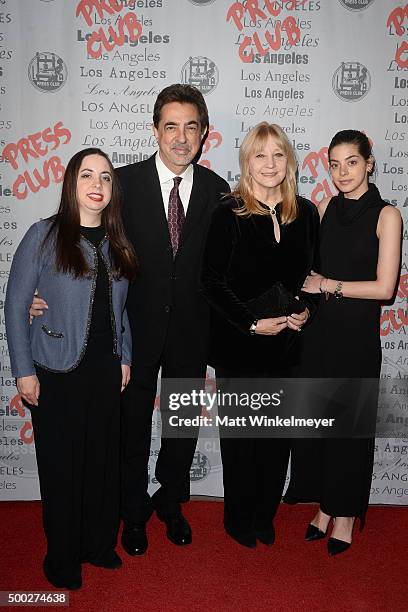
5, 219, 131, 378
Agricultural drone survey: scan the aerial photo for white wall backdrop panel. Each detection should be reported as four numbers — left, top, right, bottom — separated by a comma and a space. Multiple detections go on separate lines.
0, 0, 407, 504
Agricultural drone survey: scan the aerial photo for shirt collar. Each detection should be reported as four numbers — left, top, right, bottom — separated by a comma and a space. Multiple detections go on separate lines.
155, 151, 194, 186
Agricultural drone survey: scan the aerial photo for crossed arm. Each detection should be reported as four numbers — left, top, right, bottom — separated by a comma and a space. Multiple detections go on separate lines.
302, 204, 402, 300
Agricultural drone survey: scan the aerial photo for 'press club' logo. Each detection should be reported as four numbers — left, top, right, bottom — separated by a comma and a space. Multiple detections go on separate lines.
190, 451, 210, 481
332, 62, 371, 102
338, 0, 376, 11
181, 56, 218, 95
28, 52, 67, 93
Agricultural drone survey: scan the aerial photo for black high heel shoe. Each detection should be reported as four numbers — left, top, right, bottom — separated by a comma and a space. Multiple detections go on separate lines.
304, 523, 327, 541
327, 537, 351, 556
327, 517, 355, 556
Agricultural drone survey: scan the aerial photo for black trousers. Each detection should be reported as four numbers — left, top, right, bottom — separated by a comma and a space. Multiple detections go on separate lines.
216, 366, 290, 534
121, 335, 206, 524
32, 344, 121, 574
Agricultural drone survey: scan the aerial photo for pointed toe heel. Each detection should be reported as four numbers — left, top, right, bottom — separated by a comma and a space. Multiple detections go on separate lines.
305, 523, 327, 541
327, 537, 351, 556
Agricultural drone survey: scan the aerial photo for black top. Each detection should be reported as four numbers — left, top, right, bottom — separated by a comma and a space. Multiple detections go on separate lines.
80, 226, 112, 347
201, 196, 319, 371
300, 183, 389, 378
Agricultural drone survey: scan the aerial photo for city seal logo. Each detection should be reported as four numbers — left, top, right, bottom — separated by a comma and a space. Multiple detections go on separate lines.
332, 62, 371, 102
181, 56, 218, 95
28, 52, 67, 93
190, 451, 211, 481
338, 0, 376, 11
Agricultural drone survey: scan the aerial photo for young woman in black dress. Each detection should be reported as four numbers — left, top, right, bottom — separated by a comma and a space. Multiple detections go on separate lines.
201, 122, 319, 548
286, 130, 402, 555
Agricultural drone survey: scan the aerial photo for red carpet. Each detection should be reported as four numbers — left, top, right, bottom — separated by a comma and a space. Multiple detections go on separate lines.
0, 500, 406, 611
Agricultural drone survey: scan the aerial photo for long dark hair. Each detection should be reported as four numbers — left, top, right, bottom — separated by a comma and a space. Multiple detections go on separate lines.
44, 148, 137, 280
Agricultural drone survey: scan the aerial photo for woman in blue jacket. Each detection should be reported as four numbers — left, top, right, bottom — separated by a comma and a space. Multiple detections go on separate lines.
5, 148, 137, 589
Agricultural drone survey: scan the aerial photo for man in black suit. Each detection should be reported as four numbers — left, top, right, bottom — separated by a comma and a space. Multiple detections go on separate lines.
117, 85, 229, 554
29, 84, 229, 555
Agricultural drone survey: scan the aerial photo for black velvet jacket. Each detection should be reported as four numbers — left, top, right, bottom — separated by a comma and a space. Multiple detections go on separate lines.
201, 196, 319, 371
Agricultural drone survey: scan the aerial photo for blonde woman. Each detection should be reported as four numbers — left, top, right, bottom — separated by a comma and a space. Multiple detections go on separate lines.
201, 123, 319, 548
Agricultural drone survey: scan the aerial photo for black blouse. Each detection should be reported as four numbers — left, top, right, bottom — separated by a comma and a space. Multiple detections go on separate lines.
80, 225, 112, 346
201, 196, 319, 371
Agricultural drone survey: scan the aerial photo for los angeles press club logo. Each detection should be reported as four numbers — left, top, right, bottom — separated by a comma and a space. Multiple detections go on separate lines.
181, 56, 218, 96
190, 451, 210, 482
332, 61, 371, 102
28, 51, 67, 93
338, 0, 376, 11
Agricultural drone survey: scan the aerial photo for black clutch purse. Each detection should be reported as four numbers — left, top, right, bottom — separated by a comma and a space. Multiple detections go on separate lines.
246, 282, 305, 318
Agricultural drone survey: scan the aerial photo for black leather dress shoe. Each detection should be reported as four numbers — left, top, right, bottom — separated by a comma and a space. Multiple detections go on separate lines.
121, 524, 148, 555
305, 523, 327, 541
327, 537, 351, 556
43, 557, 82, 590
157, 511, 192, 546
256, 525, 275, 546
225, 525, 256, 549
87, 550, 122, 569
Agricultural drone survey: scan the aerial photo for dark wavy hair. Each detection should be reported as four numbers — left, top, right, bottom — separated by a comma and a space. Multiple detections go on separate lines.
153, 83, 209, 136
44, 148, 137, 280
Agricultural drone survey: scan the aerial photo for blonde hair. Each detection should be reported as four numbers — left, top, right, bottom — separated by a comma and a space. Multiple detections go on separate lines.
232, 122, 298, 224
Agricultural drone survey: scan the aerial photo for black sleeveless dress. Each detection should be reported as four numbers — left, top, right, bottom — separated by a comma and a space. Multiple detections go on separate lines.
286, 184, 388, 523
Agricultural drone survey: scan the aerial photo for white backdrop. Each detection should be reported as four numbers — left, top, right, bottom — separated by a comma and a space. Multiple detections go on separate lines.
0, 0, 407, 504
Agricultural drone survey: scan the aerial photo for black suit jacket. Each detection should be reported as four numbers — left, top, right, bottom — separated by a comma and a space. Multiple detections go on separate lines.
116, 155, 230, 367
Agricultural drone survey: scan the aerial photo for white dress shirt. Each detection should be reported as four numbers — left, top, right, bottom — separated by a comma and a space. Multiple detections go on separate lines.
155, 152, 194, 218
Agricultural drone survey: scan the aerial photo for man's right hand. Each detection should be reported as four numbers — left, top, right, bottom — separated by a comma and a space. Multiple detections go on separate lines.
29, 295, 48, 323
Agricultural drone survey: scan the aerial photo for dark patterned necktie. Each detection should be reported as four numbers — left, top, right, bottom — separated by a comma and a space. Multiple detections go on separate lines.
168, 176, 185, 256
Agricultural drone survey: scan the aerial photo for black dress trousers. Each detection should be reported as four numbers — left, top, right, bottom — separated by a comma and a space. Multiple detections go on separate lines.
121, 325, 206, 524
216, 367, 291, 534
32, 341, 121, 575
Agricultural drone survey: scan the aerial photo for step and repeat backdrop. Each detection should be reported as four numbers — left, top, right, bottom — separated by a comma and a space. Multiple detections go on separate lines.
0, 0, 407, 504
